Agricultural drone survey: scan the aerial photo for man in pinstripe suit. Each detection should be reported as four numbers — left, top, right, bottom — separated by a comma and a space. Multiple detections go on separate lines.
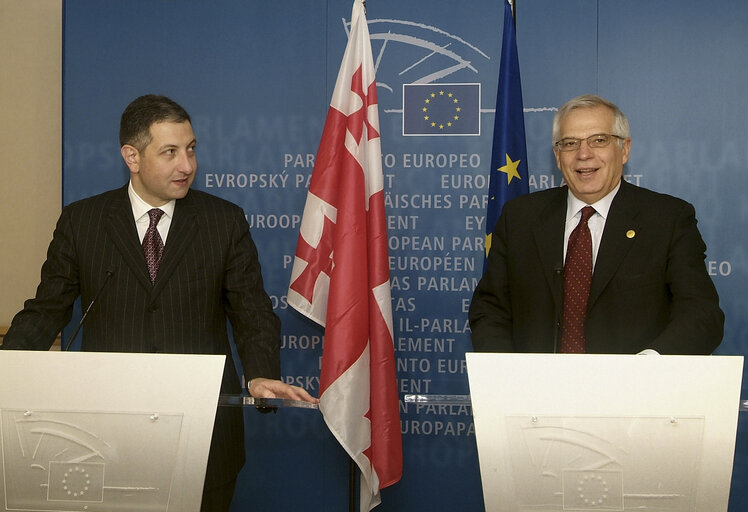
2, 94, 317, 510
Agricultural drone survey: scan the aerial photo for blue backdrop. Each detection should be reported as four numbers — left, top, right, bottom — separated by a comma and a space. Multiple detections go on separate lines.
62, 0, 747, 510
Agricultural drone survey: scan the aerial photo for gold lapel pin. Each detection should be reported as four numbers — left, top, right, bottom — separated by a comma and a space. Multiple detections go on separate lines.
626, 229, 636, 239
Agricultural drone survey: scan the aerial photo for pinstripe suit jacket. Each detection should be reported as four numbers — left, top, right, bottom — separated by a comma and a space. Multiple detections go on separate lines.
469, 180, 724, 355
3, 185, 281, 487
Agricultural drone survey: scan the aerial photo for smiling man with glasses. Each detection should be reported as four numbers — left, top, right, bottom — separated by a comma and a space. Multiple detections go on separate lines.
469, 94, 724, 356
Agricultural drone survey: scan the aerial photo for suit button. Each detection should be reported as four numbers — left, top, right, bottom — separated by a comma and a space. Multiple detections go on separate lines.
148, 304, 159, 312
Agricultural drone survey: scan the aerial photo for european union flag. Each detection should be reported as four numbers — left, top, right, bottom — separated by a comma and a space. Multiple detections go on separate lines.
48, 462, 105, 501
484, 0, 528, 270
402, 83, 480, 136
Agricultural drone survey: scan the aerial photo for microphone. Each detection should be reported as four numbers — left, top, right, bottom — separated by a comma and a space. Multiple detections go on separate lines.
63, 267, 115, 351
553, 263, 564, 353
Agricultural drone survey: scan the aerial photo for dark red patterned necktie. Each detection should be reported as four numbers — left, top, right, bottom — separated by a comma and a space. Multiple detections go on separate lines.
561, 206, 595, 353
143, 208, 164, 284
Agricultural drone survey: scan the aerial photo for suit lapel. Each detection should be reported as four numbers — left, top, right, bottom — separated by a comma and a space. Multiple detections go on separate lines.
589, 181, 639, 307
533, 189, 567, 309
105, 186, 154, 291
152, 193, 199, 295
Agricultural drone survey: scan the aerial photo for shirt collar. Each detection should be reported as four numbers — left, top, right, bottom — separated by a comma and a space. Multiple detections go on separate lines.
128, 181, 176, 221
566, 180, 621, 221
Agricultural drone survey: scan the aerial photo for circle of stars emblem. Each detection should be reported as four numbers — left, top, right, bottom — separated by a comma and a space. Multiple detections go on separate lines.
422, 90, 461, 130
62, 466, 92, 498
576, 474, 610, 506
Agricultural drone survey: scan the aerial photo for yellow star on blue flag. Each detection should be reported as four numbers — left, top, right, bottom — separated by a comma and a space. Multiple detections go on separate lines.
498, 153, 522, 185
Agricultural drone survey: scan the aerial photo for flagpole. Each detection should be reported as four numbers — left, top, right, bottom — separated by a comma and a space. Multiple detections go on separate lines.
349, 459, 357, 511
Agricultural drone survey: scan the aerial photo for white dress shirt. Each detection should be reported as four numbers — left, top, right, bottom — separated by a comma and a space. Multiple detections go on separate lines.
128, 181, 175, 244
563, 181, 621, 270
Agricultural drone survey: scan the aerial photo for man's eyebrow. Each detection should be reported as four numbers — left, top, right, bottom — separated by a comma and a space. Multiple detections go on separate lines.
157, 139, 197, 151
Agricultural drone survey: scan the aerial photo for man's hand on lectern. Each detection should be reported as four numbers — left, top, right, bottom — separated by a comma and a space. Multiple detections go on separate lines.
248, 377, 319, 404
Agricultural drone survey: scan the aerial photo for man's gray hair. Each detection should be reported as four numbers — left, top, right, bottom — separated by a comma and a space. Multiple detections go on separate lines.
552, 94, 630, 145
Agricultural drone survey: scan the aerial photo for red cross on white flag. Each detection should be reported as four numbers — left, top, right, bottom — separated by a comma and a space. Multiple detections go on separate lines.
287, 0, 402, 510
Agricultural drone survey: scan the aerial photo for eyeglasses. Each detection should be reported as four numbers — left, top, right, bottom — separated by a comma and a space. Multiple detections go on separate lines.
554, 133, 625, 152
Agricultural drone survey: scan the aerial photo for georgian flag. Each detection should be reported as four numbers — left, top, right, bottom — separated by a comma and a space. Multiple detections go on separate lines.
287, 0, 402, 509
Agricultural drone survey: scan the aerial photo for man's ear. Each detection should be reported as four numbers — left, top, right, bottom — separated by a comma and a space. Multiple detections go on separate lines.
553, 146, 561, 170
120, 145, 140, 173
620, 137, 632, 166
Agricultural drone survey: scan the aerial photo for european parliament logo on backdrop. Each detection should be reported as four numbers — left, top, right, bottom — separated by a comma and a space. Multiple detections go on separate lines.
402, 83, 480, 136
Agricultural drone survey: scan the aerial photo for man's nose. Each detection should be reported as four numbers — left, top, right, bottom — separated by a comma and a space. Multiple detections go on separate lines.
576, 140, 595, 158
177, 151, 196, 173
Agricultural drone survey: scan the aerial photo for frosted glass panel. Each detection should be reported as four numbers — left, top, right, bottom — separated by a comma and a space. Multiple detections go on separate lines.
2, 409, 183, 511
505, 415, 704, 511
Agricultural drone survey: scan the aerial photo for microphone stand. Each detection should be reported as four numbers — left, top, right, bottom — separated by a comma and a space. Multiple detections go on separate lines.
63, 269, 114, 351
